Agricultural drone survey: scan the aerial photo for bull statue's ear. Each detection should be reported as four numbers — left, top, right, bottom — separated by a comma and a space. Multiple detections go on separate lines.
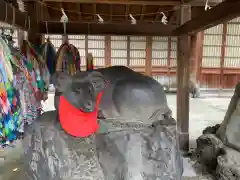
52, 72, 72, 93
72, 71, 89, 84
88, 71, 107, 93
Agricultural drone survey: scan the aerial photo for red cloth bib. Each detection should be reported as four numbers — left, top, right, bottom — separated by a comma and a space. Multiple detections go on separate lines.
59, 92, 103, 137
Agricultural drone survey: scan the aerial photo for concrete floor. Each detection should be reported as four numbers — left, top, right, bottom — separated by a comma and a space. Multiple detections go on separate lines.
0, 92, 233, 180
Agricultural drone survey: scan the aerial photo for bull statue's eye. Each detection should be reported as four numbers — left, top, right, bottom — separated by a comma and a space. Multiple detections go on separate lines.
88, 86, 93, 93
92, 81, 99, 89
74, 87, 82, 93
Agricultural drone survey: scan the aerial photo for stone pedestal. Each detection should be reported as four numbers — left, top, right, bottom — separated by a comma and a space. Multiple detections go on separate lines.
196, 82, 240, 180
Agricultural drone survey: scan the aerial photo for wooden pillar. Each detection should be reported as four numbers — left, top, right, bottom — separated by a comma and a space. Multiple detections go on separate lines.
196, 32, 204, 84
176, 5, 191, 152
17, 30, 26, 47
127, 36, 130, 67
105, 35, 111, 67
220, 23, 227, 89
85, 35, 88, 70
190, 32, 203, 90
145, 36, 152, 76
27, 2, 43, 45
167, 37, 172, 78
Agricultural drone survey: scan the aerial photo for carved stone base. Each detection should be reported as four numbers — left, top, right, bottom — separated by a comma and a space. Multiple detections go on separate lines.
195, 82, 240, 180
217, 147, 240, 180
196, 134, 224, 172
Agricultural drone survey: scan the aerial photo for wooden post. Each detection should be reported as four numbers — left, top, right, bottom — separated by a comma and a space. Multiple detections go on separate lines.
220, 23, 227, 89
195, 32, 204, 85
85, 35, 88, 70
145, 36, 152, 76
189, 32, 203, 96
17, 30, 26, 47
167, 37, 172, 85
127, 36, 130, 67
176, 5, 191, 152
190, 34, 197, 84
105, 35, 111, 67
27, 2, 43, 45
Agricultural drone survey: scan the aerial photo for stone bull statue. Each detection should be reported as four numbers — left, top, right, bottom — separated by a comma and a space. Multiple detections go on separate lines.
53, 66, 172, 126
22, 66, 183, 180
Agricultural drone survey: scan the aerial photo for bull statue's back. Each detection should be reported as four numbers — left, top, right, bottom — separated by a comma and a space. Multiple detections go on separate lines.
54, 66, 171, 124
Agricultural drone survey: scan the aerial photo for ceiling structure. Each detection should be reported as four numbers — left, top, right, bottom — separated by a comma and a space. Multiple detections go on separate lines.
1, 0, 240, 36
21, 0, 222, 35
22, 0, 221, 25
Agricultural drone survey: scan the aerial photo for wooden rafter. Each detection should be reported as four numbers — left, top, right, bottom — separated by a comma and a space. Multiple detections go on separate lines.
23, 0, 181, 6
62, 3, 78, 21
174, 0, 240, 35
183, 0, 222, 6
38, 21, 177, 36
0, 0, 30, 30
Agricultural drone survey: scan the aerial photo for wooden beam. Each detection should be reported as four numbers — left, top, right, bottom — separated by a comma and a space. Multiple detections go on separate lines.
174, 0, 240, 35
183, 0, 222, 6
38, 22, 177, 36
0, 0, 29, 30
31, 0, 181, 6
176, 4, 191, 152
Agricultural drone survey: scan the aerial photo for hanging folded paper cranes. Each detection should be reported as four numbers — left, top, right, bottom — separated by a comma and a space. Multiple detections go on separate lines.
205, 0, 211, 11
97, 14, 104, 23
60, 8, 68, 23
129, 14, 136, 24
17, 0, 25, 12
161, 12, 168, 25
60, 8, 68, 35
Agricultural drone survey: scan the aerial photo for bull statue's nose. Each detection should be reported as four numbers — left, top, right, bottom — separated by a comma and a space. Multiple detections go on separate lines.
85, 101, 93, 110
